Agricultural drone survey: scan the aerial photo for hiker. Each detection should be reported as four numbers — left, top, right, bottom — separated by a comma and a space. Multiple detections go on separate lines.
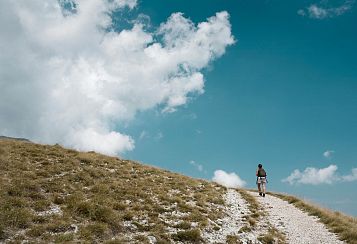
256, 163, 267, 197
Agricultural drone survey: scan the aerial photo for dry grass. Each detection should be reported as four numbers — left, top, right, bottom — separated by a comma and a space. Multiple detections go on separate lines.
236, 189, 265, 227
172, 229, 203, 242
270, 192, 357, 244
0, 139, 225, 243
258, 227, 286, 244
226, 234, 242, 244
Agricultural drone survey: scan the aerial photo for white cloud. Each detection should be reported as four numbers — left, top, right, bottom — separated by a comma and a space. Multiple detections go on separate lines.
0, 0, 234, 155
282, 165, 338, 185
308, 4, 329, 19
297, 9, 306, 16
323, 150, 334, 158
298, 0, 355, 19
189, 160, 205, 173
342, 168, 357, 182
283, 165, 357, 185
67, 128, 134, 156
212, 170, 246, 188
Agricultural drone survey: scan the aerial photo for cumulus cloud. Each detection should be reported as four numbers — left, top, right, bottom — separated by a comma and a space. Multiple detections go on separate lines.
283, 165, 357, 185
0, 0, 234, 155
212, 170, 246, 188
282, 165, 338, 185
298, 0, 355, 19
342, 168, 357, 182
323, 150, 334, 158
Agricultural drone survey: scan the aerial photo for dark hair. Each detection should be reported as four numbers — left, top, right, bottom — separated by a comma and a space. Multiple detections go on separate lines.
258, 164, 262, 168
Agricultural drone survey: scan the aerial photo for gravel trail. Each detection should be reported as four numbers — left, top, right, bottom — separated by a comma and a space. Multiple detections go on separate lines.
249, 192, 345, 244
203, 189, 267, 244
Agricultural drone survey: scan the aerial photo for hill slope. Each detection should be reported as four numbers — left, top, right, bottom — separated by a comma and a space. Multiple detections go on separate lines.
0, 139, 356, 243
0, 139, 227, 243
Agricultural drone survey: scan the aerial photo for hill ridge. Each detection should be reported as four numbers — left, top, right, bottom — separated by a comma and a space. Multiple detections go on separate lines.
0, 135, 30, 142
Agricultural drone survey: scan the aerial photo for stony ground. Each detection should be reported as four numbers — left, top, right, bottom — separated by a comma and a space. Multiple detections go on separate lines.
203, 189, 345, 244
250, 192, 345, 244
203, 189, 273, 244
203, 189, 259, 243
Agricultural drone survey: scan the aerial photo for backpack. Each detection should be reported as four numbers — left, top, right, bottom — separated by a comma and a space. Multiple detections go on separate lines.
258, 168, 266, 177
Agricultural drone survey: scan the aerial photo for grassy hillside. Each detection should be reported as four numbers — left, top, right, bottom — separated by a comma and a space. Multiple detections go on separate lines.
1, 139, 356, 244
0, 139, 226, 243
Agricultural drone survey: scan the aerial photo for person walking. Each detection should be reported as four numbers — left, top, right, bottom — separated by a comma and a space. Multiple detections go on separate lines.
256, 163, 267, 197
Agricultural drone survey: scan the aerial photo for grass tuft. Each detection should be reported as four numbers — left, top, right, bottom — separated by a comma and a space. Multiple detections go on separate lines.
258, 227, 286, 244
174, 221, 192, 230
226, 234, 242, 244
172, 229, 202, 242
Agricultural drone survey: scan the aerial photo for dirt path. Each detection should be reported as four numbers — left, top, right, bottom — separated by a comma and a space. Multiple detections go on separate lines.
203, 189, 269, 243
249, 191, 345, 244
203, 189, 344, 243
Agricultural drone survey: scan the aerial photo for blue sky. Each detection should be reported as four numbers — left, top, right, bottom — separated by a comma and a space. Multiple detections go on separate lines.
123, 0, 357, 216
0, 0, 356, 216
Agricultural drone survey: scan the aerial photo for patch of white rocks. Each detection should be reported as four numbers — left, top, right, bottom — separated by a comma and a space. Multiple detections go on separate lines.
202, 189, 263, 244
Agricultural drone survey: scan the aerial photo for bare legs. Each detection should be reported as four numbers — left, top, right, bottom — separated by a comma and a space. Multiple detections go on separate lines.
261, 182, 266, 194
257, 183, 261, 194
257, 182, 266, 197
